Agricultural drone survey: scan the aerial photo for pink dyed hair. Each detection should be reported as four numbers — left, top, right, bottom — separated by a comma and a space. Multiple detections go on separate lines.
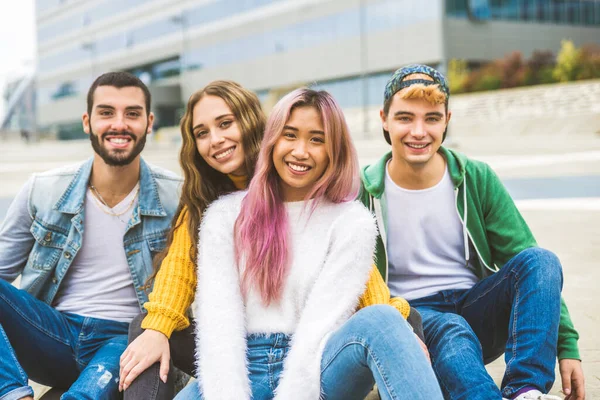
234, 88, 360, 305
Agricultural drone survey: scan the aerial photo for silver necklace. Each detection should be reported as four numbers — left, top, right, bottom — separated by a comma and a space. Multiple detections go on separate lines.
89, 184, 139, 224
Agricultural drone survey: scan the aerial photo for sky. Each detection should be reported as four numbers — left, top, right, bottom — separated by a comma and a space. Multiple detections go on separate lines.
0, 0, 36, 120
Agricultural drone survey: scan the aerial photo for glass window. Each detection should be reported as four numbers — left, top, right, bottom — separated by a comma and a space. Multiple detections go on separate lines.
152, 58, 182, 80
312, 77, 364, 108
37, 75, 92, 106
367, 72, 392, 106
447, 0, 469, 17
469, 0, 492, 20
451, 0, 598, 26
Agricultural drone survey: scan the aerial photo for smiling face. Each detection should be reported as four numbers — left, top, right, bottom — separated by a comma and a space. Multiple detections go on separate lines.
272, 106, 330, 202
83, 85, 153, 167
192, 95, 246, 176
382, 90, 450, 169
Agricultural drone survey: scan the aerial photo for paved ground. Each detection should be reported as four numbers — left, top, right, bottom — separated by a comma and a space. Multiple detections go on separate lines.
1, 133, 599, 398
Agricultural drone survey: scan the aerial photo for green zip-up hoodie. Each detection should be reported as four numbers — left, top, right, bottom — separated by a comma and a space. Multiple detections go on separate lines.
359, 147, 580, 360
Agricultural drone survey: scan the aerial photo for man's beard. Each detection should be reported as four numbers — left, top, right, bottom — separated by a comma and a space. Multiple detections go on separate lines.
89, 123, 147, 167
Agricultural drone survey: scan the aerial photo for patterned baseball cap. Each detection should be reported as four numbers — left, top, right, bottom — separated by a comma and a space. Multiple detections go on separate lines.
382, 64, 450, 144
384, 64, 450, 104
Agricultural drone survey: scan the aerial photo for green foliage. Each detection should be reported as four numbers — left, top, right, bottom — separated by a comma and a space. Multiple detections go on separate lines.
577, 44, 600, 80
454, 41, 600, 94
447, 59, 470, 94
471, 71, 502, 92
553, 40, 582, 82
499, 51, 526, 88
523, 51, 556, 85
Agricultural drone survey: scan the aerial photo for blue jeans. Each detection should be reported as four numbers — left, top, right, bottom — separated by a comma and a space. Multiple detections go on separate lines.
0, 278, 129, 400
175, 305, 443, 400
410, 248, 562, 400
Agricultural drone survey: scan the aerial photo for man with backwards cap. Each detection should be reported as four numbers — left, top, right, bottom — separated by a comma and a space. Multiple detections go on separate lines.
359, 64, 584, 400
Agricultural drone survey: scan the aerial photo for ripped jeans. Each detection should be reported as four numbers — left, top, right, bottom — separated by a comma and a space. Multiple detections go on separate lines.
0, 278, 128, 400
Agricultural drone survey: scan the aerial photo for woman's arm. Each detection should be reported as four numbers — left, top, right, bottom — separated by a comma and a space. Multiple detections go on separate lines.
358, 265, 425, 340
358, 265, 410, 318
120, 209, 198, 389
194, 197, 251, 400
274, 204, 377, 400
142, 209, 196, 337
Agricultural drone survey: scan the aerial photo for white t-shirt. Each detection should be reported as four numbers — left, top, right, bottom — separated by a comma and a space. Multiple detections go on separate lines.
53, 184, 140, 322
385, 162, 478, 301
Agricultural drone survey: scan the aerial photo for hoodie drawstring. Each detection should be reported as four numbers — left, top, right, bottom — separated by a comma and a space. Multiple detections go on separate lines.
462, 177, 470, 266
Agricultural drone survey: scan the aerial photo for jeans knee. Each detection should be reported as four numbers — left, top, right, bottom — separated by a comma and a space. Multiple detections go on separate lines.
516, 248, 563, 287
349, 305, 409, 337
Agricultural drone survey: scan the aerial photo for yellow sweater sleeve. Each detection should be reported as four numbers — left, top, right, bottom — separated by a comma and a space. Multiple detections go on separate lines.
142, 209, 196, 338
357, 264, 411, 319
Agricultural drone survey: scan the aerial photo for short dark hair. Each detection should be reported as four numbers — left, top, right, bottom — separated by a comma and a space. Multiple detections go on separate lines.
86, 72, 151, 116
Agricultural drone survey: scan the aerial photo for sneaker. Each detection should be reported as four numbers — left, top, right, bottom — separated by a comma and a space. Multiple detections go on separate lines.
512, 389, 562, 400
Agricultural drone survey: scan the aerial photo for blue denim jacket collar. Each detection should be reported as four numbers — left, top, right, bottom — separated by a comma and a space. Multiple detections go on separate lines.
54, 157, 167, 218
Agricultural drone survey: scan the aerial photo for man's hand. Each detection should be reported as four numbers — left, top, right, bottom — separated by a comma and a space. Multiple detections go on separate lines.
559, 358, 585, 400
415, 334, 431, 364
119, 329, 170, 392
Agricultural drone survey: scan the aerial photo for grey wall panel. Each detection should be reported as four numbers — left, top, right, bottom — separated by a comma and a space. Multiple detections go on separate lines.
445, 19, 600, 62
38, 95, 85, 126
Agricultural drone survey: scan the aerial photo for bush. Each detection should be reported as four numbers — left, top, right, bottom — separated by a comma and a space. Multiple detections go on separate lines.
577, 44, 600, 80
499, 51, 526, 88
473, 72, 503, 92
465, 63, 502, 92
447, 59, 470, 94
553, 40, 582, 82
523, 50, 556, 85
448, 59, 469, 93
454, 41, 598, 94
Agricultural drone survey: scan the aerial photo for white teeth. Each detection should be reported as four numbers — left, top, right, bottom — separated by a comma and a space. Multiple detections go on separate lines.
407, 143, 428, 149
288, 163, 309, 172
214, 147, 234, 160
109, 138, 129, 144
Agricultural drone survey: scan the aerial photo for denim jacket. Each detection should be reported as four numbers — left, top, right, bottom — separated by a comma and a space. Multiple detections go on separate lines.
0, 157, 181, 309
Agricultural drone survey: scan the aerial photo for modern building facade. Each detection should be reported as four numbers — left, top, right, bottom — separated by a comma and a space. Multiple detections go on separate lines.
34, 0, 600, 139
1, 73, 36, 135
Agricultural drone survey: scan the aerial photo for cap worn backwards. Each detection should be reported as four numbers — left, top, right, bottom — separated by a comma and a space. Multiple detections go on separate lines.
382, 64, 450, 144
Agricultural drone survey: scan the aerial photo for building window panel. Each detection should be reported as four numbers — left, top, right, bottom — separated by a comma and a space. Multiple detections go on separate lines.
449, 0, 598, 25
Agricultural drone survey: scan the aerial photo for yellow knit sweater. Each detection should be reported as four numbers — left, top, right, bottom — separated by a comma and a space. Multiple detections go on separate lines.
142, 175, 410, 337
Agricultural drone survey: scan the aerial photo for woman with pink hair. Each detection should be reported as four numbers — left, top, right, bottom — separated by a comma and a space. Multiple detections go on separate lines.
175, 89, 442, 400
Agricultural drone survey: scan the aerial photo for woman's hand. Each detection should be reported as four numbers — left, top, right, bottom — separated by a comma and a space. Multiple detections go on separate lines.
119, 329, 170, 391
